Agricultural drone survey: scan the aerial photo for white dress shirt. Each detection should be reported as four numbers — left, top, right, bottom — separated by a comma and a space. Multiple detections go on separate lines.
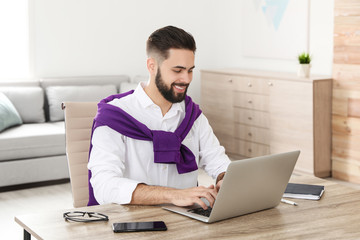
88, 82, 231, 205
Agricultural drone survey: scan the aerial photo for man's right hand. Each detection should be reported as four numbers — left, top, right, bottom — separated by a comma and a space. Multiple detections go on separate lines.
168, 185, 218, 210
130, 184, 218, 210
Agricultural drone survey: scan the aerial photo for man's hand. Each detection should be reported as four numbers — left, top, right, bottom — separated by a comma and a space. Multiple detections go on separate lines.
216, 172, 226, 192
216, 179, 223, 192
130, 172, 226, 210
131, 183, 217, 210
169, 185, 218, 210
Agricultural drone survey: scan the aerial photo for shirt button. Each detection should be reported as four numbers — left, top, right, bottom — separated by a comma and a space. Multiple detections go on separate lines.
163, 166, 167, 170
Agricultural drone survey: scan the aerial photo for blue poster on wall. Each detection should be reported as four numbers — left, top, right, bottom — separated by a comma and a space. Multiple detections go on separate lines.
261, 0, 290, 31
241, 0, 309, 60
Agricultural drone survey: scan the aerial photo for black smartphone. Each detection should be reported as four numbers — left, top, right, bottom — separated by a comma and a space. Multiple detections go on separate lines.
112, 221, 167, 232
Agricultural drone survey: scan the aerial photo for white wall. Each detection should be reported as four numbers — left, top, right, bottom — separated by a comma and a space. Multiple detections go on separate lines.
309, 0, 334, 75
210, 0, 334, 76
33, 0, 334, 104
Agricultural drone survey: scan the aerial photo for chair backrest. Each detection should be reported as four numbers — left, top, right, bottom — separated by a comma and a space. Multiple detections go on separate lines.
62, 102, 98, 208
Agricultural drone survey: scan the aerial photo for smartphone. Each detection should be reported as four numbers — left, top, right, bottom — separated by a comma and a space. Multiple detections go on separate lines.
112, 221, 167, 232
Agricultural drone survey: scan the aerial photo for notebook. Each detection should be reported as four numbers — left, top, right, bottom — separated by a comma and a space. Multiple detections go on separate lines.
283, 183, 324, 200
162, 150, 300, 223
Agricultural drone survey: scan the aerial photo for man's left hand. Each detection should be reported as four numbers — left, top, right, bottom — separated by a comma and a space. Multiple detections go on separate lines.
215, 172, 226, 192
216, 179, 223, 192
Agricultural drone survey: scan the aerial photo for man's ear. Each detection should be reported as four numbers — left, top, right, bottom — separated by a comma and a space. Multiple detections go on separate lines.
147, 57, 157, 76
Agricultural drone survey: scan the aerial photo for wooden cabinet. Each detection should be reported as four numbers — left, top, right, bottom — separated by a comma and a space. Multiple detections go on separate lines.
201, 72, 235, 153
201, 69, 332, 177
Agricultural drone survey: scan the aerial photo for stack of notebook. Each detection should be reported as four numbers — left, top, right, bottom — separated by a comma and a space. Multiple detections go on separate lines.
283, 183, 324, 200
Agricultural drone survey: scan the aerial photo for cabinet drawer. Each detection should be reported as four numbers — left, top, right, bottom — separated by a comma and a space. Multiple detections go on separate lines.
227, 153, 247, 161
233, 76, 270, 95
233, 139, 270, 157
214, 133, 235, 154
233, 92, 269, 111
201, 72, 233, 120
201, 72, 233, 92
235, 124, 270, 145
206, 114, 234, 137
234, 108, 270, 128
202, 104, 233, 124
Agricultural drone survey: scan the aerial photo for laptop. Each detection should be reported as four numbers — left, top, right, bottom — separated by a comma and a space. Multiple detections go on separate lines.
162, 150, 300, 223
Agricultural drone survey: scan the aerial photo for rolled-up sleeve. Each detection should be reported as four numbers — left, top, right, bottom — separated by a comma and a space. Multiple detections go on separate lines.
197, 114, 231, 180
88, 126, 141, 205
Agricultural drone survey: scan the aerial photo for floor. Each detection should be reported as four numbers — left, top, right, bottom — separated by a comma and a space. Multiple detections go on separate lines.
0, 183, 73, 240
1, 171, 360, 240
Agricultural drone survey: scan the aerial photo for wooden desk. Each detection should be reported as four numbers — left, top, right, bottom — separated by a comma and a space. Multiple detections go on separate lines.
15, 175, 360, 240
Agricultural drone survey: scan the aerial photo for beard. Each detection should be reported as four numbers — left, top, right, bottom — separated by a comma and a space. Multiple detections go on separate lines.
155, 68, 189, 103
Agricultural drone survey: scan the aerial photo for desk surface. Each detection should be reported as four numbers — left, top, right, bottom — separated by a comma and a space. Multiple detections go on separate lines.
15, 175, 360, 240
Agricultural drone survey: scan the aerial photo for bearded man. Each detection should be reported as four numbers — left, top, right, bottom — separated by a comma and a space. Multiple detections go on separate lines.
88, 26, 230, 210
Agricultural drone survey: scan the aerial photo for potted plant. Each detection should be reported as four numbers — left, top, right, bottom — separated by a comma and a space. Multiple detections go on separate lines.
297, 52, 311, 77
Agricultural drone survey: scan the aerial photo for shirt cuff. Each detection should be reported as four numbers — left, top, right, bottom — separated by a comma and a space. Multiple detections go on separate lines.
113, 179, 141, 205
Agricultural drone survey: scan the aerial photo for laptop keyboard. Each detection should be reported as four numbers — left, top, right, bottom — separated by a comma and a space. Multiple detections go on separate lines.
188, 207, 213, 217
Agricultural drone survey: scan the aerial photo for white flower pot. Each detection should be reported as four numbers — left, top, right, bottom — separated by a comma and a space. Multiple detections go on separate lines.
298, 64, 311, 78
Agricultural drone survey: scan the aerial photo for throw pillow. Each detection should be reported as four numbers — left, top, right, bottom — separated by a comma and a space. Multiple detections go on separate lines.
0, 92, 23, 132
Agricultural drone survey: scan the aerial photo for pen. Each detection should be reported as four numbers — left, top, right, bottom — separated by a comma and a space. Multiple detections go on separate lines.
281, 198, 298, 206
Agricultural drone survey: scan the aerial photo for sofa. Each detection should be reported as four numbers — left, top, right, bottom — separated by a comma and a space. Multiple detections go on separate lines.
0, 75, 142, 188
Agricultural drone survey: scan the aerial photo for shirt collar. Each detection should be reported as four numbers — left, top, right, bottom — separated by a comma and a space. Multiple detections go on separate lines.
133, 82, 154, 109
134, 82, 185, 115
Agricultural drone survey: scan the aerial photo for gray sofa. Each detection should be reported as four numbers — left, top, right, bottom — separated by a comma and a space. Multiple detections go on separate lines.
0, 75, 141, 188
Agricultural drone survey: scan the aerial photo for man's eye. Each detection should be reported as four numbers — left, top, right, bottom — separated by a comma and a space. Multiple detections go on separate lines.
173, 69, 181, 73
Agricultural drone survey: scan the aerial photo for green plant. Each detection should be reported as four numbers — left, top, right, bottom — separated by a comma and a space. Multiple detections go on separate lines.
298, 52, 311, 64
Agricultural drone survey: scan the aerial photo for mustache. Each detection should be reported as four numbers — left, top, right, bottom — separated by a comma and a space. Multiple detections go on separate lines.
172, 83, 189, 87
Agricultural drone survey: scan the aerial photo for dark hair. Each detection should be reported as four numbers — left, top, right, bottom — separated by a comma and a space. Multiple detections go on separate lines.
146, 26, 196, 61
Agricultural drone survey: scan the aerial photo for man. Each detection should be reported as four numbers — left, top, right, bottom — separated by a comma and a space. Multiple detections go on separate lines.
88, 26, 230, 210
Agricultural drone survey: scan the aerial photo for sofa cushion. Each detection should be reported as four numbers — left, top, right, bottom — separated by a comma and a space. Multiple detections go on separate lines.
0, 155, 69, 187
132, 75, 148, 84
46, 85, 117, 122
120, 82, 139, 93
0, 122, 66, 161
119, 75, 146, 93
0, 92, 23, 132
0, 86, 46, 123
40, 75, 130, 92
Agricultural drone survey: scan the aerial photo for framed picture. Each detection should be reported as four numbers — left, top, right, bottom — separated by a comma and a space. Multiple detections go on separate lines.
241, 0, 309, 60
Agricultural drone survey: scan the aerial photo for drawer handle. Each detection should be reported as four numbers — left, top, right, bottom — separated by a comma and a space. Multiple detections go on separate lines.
248, 132, 252, 137
248, 148, 252, 153
248, 100, 252, 104
248, 117, 252, 120
268, 82, 273, 86
247, 83, 252, 87
228, 79, 233, 83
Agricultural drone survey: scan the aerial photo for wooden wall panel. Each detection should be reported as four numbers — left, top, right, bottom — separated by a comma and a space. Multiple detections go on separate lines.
333, 64, 360, 90
332, 115, 360, 136
333, 0, 360, 183
334, 0, 360, 17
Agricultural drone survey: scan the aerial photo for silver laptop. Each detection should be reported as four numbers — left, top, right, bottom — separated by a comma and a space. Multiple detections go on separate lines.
162, 150, 300, 223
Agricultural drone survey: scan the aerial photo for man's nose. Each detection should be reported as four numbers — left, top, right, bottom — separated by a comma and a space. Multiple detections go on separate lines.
181, 72, 192, 84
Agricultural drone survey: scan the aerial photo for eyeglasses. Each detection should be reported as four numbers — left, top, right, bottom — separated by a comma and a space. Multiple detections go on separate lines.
63, 211, 109, 223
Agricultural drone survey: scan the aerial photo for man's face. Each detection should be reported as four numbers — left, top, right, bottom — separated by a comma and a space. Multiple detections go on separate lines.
155, 49, 195, 103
